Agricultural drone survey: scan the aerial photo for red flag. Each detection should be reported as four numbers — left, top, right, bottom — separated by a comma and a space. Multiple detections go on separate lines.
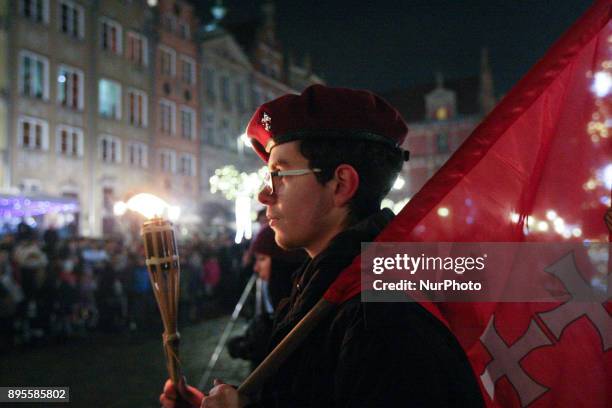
325, 1, 611, 406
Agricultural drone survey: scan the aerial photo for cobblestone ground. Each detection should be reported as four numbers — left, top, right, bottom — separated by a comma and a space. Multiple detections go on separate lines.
0, 316, 251, 408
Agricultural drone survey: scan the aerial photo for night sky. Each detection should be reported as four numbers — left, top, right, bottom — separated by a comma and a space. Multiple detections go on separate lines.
193, 0, 594, 95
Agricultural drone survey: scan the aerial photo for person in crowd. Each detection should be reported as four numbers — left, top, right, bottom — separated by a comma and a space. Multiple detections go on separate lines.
13, 235, 49, 342
0, 248, 22, 351
228, 226, 305, 368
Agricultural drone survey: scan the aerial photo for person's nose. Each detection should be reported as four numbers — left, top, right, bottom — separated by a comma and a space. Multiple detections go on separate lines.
258, 185, 276, 205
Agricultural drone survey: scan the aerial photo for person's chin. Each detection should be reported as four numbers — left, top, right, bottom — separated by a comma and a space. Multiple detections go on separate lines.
274, 231, 294, 251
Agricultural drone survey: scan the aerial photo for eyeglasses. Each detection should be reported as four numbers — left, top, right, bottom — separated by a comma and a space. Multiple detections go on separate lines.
262, 168, 322, 194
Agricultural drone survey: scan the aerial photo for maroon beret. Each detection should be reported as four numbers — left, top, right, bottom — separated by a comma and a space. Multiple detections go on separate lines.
246, 84, 409, 162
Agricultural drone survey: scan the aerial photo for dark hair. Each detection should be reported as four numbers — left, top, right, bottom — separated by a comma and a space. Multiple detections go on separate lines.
298, 138, 404, 224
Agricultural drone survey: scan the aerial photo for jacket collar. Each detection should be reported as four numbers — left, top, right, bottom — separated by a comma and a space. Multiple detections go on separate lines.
275, 208, 395, 333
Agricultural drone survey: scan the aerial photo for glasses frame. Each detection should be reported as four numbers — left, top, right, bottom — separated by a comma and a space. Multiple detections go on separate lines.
263, 168, 322, 194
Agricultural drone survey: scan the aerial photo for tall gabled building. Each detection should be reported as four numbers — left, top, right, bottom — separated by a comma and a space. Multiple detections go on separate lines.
381, 49, 496, 204
94, 0, 155, 235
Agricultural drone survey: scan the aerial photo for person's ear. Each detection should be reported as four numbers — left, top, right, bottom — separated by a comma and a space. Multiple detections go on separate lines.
331, 164, 359, 207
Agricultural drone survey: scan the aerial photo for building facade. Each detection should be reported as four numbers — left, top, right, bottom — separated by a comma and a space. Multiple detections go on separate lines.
0, 0, 323, 236
1, 0, 158, 236
0, 0, 166, 236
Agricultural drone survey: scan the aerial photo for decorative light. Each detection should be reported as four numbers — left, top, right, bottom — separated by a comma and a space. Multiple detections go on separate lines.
0, 195, 78, 218
234, 195, 252, 243
553, 218, 566, 234
584, 179, 597, 190
437, 207, 449, 217
546, 210, 557, 221
58, 75, 66, 83
537, 221, 549, 232
587, 120, 608, 138
571, 227, 582, 238
591, 71, 612, 97
527, 216, 535, 227
240, 133, 252, 148
209, 165, 265, 201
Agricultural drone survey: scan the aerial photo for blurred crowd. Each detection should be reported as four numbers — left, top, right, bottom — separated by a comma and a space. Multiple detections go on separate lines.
0, 220, 251, 353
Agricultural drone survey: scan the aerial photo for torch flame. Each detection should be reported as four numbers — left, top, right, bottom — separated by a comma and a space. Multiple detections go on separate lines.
126, 193, 172, 220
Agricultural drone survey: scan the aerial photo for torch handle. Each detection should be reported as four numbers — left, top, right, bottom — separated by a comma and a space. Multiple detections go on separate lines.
163, 331, 181, 385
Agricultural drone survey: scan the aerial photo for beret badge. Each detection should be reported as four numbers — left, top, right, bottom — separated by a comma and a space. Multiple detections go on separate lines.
261, 112, 272, 132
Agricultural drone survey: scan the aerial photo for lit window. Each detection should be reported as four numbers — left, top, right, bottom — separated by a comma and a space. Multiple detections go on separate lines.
98, 79, 122, 120
159, 46, 176, 76
19, 50, 49, 100
59, 0, 84, 38
128, 89, 148, 127
99, 134, 121, 163
56, 125, 84, 157
100, 18, 123, 55
127, 142, 148, 168
435, 107, 448, 121
57, 65, 84, 110
127, 31, 148, 67
19, 0, 49, 24
180, 106, 195, 140
159, 99, 176, 134
18, 116, 49, 151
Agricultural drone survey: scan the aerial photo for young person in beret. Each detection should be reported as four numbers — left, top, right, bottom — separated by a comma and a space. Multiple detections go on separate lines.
160, 85, 484, 407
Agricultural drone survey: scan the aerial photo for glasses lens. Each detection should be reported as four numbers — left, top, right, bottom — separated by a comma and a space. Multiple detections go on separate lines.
263, 170, 273, 193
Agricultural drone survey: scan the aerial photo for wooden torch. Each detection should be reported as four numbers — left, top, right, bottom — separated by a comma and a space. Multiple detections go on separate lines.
141, 217, 182, 385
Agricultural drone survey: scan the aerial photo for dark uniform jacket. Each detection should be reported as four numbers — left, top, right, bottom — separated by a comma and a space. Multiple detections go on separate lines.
256, 209, 484, 407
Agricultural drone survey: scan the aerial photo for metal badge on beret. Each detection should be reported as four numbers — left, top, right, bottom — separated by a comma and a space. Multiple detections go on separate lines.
261, 112, 272, 132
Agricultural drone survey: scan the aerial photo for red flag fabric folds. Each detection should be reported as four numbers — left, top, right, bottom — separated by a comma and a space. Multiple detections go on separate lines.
325, 1, 611, 406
